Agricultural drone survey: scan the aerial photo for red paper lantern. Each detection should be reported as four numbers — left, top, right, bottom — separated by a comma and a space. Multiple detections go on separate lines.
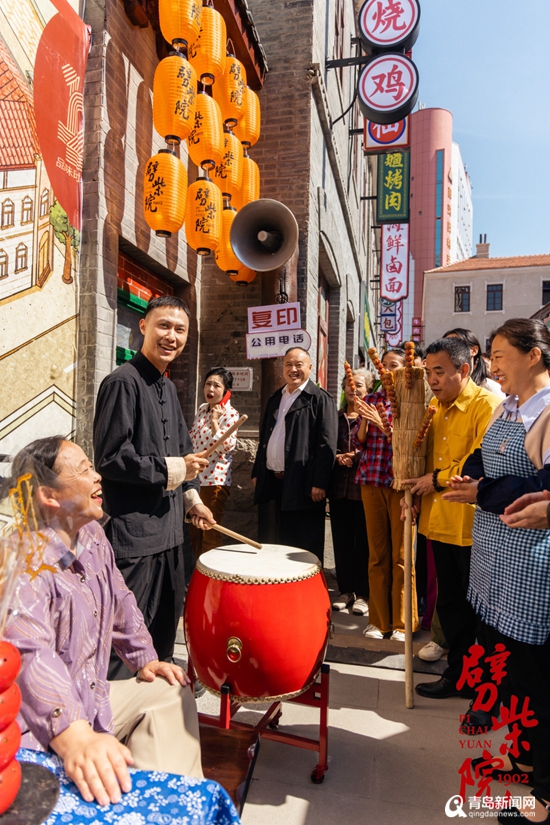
213, 127, 242, 204
233, 86, 261, 147
213, 54, 246, 127
159, 0, 202, 50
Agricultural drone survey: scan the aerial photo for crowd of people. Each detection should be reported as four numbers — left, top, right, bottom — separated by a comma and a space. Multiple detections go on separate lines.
1, 293, 549, 823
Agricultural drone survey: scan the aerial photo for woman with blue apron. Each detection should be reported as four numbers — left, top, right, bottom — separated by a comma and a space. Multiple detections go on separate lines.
444, 318, 550, 824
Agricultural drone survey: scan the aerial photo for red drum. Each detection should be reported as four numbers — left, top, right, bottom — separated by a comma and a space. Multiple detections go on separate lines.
184, 544, 331, 701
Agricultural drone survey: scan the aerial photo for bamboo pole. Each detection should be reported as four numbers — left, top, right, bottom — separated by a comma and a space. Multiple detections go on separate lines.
403, 487, 414, 709
211, 523, 263, 550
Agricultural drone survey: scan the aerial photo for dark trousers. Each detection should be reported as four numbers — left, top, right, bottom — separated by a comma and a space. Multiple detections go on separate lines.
108, 543, 186, 680
258, 477, 326, 563
480, 622, 550, 802
329, 497, 369, 598
431, 540, 477, 685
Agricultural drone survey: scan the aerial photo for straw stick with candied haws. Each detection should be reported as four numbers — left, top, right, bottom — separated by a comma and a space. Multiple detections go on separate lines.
343, 360, 356, 393
367, 346, 386, 378
404, 341, 415, 389
389, 360, 433, 710
413, 405, 437, 450
376, 402, 393, 443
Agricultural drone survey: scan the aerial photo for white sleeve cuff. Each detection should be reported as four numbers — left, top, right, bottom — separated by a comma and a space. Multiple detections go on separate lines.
183, 488, 203, 520
165, 457, 186, 491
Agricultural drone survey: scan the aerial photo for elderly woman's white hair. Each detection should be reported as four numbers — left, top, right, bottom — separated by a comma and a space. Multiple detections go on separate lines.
340, 367, 374, 391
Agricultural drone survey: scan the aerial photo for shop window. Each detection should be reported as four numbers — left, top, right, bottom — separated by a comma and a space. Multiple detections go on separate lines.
454, 285, 470, 313
117, 291, 146, 364
38, 232, 51, 286
542, 280, 550, 306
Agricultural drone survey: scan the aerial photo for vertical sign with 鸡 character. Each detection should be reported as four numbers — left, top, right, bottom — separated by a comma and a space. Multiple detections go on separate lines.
381, 223, 409, 301
377, 149, 410, 223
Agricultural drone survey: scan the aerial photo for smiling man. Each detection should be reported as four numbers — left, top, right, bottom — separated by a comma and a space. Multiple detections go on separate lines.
403, 337, 499, 700
251, 347, 337, 562
93, 296, 213, 679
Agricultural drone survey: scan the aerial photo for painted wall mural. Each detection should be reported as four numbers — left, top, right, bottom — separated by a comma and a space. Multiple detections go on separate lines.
0, 0, 90, 529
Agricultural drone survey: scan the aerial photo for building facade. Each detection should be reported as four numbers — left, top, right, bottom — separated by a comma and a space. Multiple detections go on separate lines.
0, 0, 379, 536
407, 107, 473, 338
423, 245, 550, 349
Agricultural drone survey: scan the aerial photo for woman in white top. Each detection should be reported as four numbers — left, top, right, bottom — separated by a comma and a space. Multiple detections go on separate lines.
189, 368, 239, 558
444, 327, 505, 398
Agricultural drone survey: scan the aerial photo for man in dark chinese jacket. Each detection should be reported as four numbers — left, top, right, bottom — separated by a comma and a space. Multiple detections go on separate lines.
93, 296, 213, 679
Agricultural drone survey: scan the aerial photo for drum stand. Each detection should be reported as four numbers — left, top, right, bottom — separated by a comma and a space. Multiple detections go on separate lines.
190, 660, 330, 784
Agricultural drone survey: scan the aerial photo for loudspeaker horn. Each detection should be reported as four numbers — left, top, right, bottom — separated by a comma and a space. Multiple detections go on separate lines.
230, 199, 299, 272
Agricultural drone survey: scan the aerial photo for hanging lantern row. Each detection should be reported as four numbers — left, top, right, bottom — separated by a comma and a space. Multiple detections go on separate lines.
143, 0, 263, 285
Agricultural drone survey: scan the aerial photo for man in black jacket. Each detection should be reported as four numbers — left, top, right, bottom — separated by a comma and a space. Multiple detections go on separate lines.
252, 347, 338, 562
93, 296, 214, 678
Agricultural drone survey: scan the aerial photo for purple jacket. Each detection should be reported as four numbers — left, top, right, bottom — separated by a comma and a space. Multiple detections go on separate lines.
5, 521, 157, 751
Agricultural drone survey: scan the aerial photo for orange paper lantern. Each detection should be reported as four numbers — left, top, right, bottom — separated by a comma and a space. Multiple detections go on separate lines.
159, 0, 202, 49
143, 149, 187, 237
213, 55, 246, 127
185, 176, 222, 255
230, 267, 256, 285
153, 53, 197, 144
214, 128, 242, 203
214, 204, 241, 275
187, 90, 224, 171
188, 5, 226, 86
233, 86, 261, 147
235, 149, 260, 210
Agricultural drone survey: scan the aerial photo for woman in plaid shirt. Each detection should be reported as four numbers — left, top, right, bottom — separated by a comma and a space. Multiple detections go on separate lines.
352, 349, 419, 642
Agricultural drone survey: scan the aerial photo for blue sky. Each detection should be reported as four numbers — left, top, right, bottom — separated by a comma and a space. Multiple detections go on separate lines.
413, 0, 550, 257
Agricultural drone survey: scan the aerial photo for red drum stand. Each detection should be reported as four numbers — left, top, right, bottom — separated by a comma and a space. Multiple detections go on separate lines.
190, 659, 330, 784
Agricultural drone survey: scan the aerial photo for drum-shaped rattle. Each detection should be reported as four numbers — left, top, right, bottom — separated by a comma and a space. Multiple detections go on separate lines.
184, 544, 331, 701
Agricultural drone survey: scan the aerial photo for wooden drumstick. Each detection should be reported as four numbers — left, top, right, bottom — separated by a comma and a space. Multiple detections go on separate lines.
211, 523, 263, 550
201, 414, 249, 459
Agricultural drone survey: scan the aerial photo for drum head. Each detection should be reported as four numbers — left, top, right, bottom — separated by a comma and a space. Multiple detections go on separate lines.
197, 543, 321, 583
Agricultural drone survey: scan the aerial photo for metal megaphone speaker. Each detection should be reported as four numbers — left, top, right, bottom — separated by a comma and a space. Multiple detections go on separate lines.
230, 199, 299, 272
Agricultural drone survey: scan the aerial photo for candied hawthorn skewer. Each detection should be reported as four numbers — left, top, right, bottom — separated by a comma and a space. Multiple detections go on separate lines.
368, 346, 386, 377
376, 402, 393, 443
343, 361, 356, 393
404, 341, 415, 389
413, 406, 437, 449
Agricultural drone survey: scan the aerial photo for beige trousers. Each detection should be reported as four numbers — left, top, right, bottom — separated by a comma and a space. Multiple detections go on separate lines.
109, 677, 203, 779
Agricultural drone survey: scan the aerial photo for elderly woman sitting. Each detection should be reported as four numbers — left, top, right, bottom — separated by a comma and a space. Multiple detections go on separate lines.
3, 436, 202, 807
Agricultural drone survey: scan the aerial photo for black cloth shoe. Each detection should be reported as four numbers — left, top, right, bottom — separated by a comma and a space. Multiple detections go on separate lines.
459, 707, 496, 735
415, 676, 465, 699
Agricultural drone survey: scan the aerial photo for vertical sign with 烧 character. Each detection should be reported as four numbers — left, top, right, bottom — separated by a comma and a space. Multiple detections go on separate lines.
380, 223, 409, 300
377, 149, 410, 223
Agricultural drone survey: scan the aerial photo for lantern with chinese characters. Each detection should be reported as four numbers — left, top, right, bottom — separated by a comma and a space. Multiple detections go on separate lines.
185, 175, 222, 255
143, 149, 187, 238
233, 86, 261, 147
153, 53, 197, 144
188, 2, 226, 87
214, 127, 242, 204
230, 267, 256, 285
214, 200, 241, 275
234, 147, 259, 209
187, 89, 224, 172
213, 54, 246, 127
159, 0, 202, 51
